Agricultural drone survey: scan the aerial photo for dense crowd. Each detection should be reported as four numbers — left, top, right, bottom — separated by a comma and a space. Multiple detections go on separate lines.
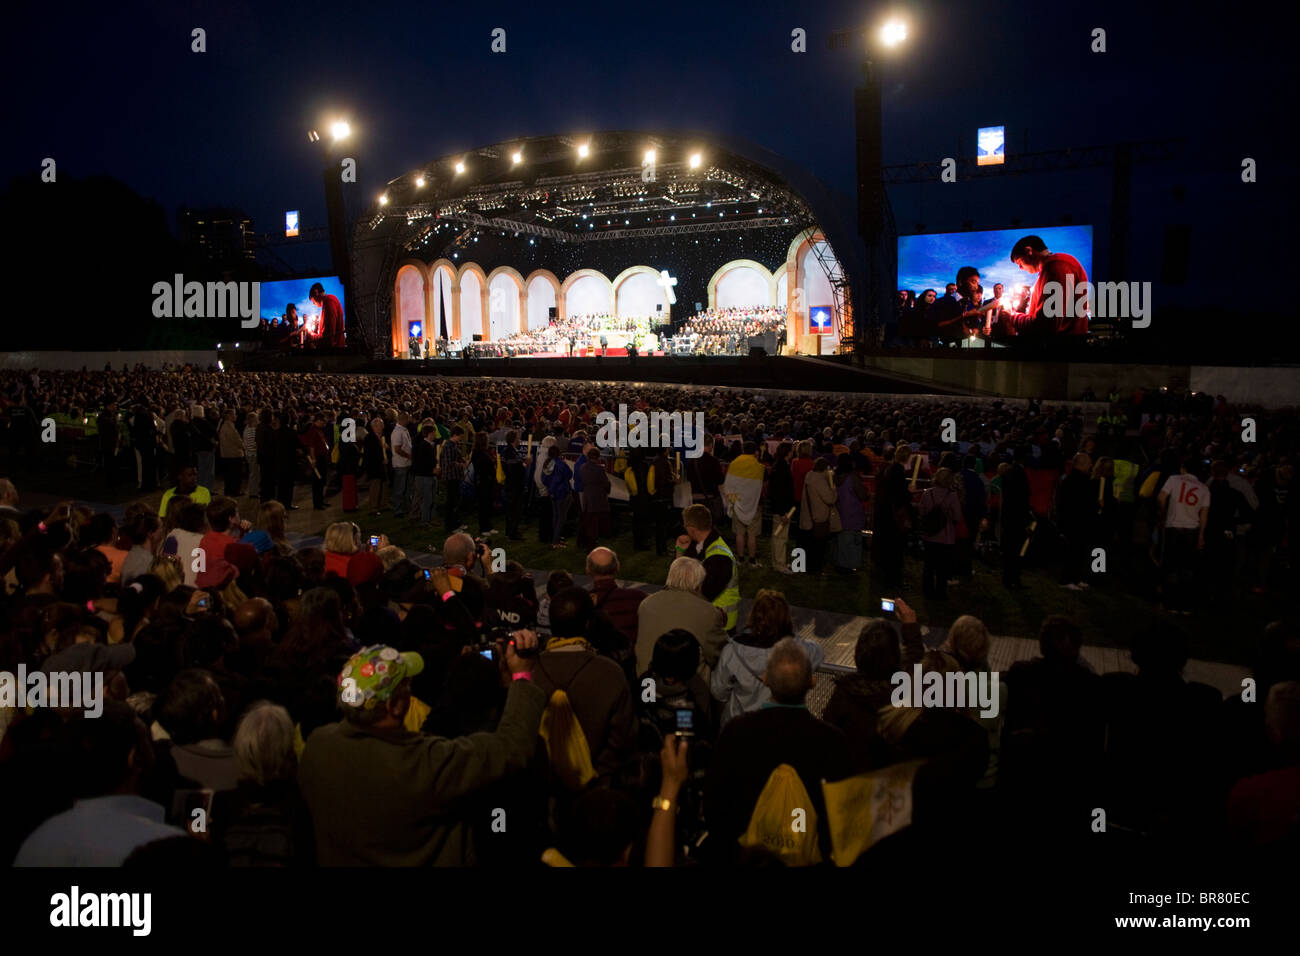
0, 368, 1297, 866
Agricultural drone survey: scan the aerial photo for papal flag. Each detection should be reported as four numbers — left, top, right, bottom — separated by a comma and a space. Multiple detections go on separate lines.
722, 454, 765, 525
821, 760, 921, 866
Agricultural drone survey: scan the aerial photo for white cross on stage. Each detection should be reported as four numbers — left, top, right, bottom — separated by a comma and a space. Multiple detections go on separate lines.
657, 270, 677, 305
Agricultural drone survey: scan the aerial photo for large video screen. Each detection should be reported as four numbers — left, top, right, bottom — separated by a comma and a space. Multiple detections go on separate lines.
260, 275, 346, 348
897, 225, 1093, 305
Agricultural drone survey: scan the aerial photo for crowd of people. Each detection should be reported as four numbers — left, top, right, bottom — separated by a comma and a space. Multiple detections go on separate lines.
889, 281, 1030, 348
0, 367, 1297, 866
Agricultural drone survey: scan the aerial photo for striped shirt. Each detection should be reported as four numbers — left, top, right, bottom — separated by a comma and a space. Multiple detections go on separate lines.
439, 440, 466, 482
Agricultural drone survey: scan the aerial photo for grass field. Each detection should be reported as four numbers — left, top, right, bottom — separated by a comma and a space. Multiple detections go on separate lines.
6, 449, 1279, 666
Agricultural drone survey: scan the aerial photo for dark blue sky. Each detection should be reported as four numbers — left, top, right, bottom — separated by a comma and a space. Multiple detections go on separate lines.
5, 0, 1296, 305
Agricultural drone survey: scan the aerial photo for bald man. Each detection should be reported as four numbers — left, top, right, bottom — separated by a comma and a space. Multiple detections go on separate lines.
706, 638, 851, 864
232, 597, 277, 671
585, 547, 645, 648
439, 532, 488, 619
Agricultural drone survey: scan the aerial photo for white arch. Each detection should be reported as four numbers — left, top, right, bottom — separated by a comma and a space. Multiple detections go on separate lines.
613, 265, 664, 318
457, 265, 486, 343
708, 259, 775, 309
525, 270, 559, 330
487, 266, 525, 339
561, 269, 614, 318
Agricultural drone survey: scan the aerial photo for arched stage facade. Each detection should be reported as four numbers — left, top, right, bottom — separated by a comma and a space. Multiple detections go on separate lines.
367, 132, 859, 358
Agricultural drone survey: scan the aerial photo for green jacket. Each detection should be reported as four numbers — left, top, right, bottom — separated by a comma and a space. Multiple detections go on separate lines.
298, 679, 546, 866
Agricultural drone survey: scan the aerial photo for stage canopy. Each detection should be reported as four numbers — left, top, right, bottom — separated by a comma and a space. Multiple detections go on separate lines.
350, 131, 862, 358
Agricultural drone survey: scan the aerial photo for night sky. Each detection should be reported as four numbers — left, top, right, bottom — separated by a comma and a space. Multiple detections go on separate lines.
4, 0, 1296, 321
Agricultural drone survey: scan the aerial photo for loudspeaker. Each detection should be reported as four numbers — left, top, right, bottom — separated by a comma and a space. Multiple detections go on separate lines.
548, 307, 558, 319
656, 304, 662, 312
471, 334, 483, 342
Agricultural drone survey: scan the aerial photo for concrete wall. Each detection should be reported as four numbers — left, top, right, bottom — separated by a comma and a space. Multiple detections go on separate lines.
1189, 367, 1300, 408
867, 355, 1298, 409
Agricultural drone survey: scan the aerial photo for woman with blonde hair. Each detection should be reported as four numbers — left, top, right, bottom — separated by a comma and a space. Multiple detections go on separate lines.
323, 521, 363, 579
148, 555, 183, 591
242, 500, 293, 557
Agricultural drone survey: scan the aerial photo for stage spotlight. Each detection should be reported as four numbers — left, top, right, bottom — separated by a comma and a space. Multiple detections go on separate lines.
689, 152, 702, 168
379, 194, 389, 205
455, 160, 465, 174
880, 18, 908, 47
331, 120, 351, 141
415, 176, 425, 187
670, 215, 675, 221
577, 142, 590, 158
644, 149, 656, 163
512, 150, 523, 164
308, 130, 320, 143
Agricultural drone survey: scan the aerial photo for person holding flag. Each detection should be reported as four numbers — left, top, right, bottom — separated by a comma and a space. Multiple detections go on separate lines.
722, 441, 766, 569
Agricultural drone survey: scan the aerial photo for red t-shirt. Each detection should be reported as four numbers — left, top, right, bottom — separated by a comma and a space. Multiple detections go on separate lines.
1005, 252, 1090, 336
199, 531, 233, 565
319, 294, 345, 348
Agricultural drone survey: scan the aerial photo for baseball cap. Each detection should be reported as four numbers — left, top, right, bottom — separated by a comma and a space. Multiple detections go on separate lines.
338, 645, 424, 710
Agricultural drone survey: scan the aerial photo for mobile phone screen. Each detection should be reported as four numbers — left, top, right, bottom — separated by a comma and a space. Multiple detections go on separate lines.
422, 568, 432, 580
369, 535, 381, 548
881, 599, 895, 613
479, 648, 493, 660
675, 709, 694, 735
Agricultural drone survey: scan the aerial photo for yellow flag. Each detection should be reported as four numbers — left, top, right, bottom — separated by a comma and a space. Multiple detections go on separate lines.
821, 761, 920, 866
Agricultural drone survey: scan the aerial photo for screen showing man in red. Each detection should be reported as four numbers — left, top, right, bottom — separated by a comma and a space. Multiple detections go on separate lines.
997, 234, 1090, 338
310, 282, 346, 349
